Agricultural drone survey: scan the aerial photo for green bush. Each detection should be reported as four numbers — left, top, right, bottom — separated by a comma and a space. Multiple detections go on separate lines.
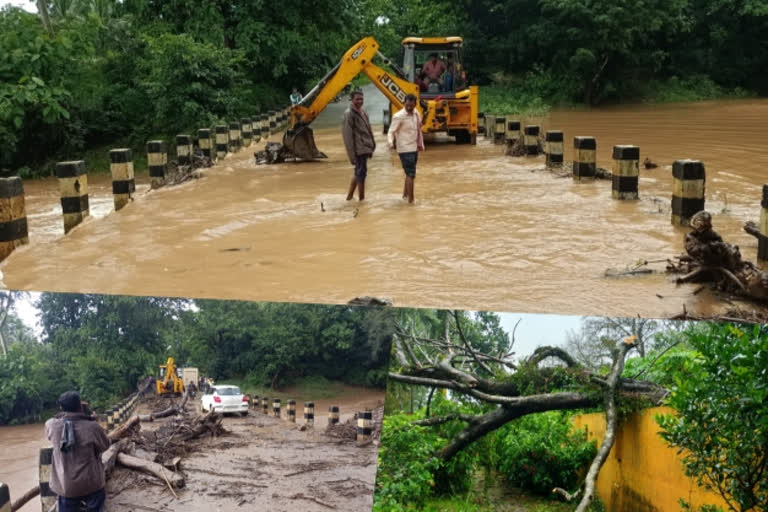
496, 411, 597, 495
373, 414, 444, 512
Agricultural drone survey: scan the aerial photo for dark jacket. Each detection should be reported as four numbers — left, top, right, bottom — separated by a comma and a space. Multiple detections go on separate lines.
45, 412, 110, 498
341, 106, 376, 162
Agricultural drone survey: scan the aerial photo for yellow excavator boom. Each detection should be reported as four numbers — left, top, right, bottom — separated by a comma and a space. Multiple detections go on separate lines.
156, 357, 185, 395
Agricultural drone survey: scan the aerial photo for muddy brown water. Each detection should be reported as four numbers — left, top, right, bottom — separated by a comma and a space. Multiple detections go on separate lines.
2, 89, 768, 318
0, 386, 383, 512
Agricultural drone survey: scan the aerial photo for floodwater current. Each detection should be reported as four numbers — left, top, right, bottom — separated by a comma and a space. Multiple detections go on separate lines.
2, 86, 768, 318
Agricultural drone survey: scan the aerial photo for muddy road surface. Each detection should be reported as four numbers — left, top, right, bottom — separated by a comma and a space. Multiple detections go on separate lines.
2, 87, 768, 318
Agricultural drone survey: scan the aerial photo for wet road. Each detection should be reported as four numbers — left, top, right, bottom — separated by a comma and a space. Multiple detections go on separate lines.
2, 87, 767, 318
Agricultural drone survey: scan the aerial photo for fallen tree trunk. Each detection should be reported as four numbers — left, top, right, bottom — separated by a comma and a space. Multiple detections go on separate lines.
116, 453, 184, 489
108, 415, 140, 443
139, 387, 191, 422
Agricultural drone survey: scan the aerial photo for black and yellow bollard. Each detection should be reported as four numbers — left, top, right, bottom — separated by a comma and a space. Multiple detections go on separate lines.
252, 395, 259, 410
147, 141, 167, 189
109, 148, 135, 211
287, 399, 296, 422
356, 410, 373, 442
545, 131, 564, 167
759, 185, 768, 265
329, 406, 340, 425
269, 111, 277, 135
524, 125, 540, 155
39, 447, 56, 512
304, 401, 314, 426
573, 137, 597, 182
106, 407, 115, 431
55, 161, 89, 234
215, 125, 228, 160
262, 397, 269, 415
672, 159, 706, 226
228, 122, 241, 153
197, 129, 212, 159
241, 118, 252, 147
273, 398, 281, 419
477, 112, 486, 135
494, 116, 506, 145
259, 114, 269, 140
484, 114, 495, 141
0, 177, 29, 262
111, 406, 120, 428
0, 481, 10, 512
612, 145, 640, 200
505, 120, 521, 149
176, 135, 192, 165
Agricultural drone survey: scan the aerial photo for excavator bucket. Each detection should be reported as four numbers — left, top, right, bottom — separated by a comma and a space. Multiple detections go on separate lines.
282, 125, 327, 161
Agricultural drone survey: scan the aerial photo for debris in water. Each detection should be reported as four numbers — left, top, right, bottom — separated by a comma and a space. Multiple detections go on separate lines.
644, 157, 658, 169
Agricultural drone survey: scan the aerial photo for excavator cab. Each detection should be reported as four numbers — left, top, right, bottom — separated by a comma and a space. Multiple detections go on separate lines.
401, 37, 468, 98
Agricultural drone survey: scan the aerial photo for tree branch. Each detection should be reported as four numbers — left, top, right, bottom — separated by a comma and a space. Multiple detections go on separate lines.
575, 337, 636, 512
412, 413, 481, 427
453, 310, 495, 375
526, 346, 580, 368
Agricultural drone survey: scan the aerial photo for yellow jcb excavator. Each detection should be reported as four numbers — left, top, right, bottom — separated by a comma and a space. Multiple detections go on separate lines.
284, 36, 479, 160
156, 357, 185, 395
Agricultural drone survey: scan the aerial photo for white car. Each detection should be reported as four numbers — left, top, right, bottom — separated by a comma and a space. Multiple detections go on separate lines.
200, 385, 249, 416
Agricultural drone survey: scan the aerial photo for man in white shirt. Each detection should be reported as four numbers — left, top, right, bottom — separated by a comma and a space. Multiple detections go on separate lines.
387, 94, 424, 204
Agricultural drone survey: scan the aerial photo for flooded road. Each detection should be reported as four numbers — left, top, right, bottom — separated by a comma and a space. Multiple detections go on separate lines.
2, 87, 767, 318
0, 423, 44, 512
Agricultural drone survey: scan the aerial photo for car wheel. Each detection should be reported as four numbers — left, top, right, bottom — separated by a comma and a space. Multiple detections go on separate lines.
241, 411, 249, 417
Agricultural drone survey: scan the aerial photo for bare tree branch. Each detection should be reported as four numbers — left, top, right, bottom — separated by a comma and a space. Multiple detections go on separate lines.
452, 311, 495, 375
412, 413, 481, 427
575, 337, 636, 512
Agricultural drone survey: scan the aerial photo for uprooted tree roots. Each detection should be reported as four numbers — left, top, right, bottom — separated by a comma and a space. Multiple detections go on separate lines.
667, 211, 768, 302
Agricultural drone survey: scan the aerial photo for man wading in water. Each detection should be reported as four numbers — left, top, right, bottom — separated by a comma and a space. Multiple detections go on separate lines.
388, 94, 424, 203
45, 391, 110, 512
342, 90, 376, 201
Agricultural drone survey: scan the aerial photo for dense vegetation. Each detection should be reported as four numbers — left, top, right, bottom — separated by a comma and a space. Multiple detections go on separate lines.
0, 292, 393, 424
374, 312, 767, 512
2, 0, 767, 175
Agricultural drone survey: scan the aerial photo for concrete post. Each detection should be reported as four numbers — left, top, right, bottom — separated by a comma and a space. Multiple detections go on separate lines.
176, 135, 192, 166
111, 406, 119, 428
215, 125, 228, 160
251, 116, 261, 144
545, 131, 564, 167
197, 129, 212, 159
106, 407, 115, 431
39, 447, 55, 512
304, 401, 314, 426
109, 148, 135, 211
524, 125, 540, 155
612, 145, 640, 200
228, 122, 241, 153
505, 120, 521, 149
259, 114, 269, 140
672, 160, 706, 226
477, 112, 486, 135
273, 398, 281, 419
287, 400, 296, 422
241, 118, 252, 147
262, 397, 269, 415
329, 406, 339, 425
494, 116, 506, 144
356, 410, 373, 442
0, 481, 10, 512
485, 114, 495, 141
573, 137, 597, 182
55, 161, 89, 234
252, 395, 259, 410
147, 141, 167, 189
0, 177, 28, 262
269, 111, 277, 135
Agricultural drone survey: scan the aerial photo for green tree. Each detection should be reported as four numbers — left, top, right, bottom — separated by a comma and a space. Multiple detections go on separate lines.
657, 323, 768, 512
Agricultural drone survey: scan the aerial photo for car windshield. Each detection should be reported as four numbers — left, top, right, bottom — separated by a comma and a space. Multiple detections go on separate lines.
216, 387, 241, 396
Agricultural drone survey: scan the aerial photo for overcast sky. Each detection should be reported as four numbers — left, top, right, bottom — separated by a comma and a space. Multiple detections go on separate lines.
12, 293, 583, 358
2, 0, 35, 12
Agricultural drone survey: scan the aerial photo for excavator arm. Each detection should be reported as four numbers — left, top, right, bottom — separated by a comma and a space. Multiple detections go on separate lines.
284, 37, 429, 160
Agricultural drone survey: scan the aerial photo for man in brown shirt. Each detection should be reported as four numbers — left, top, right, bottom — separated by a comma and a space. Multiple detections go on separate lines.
341, 90, 376, 201
44, 391, 110, 512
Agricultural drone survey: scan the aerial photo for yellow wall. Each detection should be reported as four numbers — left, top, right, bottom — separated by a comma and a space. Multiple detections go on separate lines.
571, 407, 730, 512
